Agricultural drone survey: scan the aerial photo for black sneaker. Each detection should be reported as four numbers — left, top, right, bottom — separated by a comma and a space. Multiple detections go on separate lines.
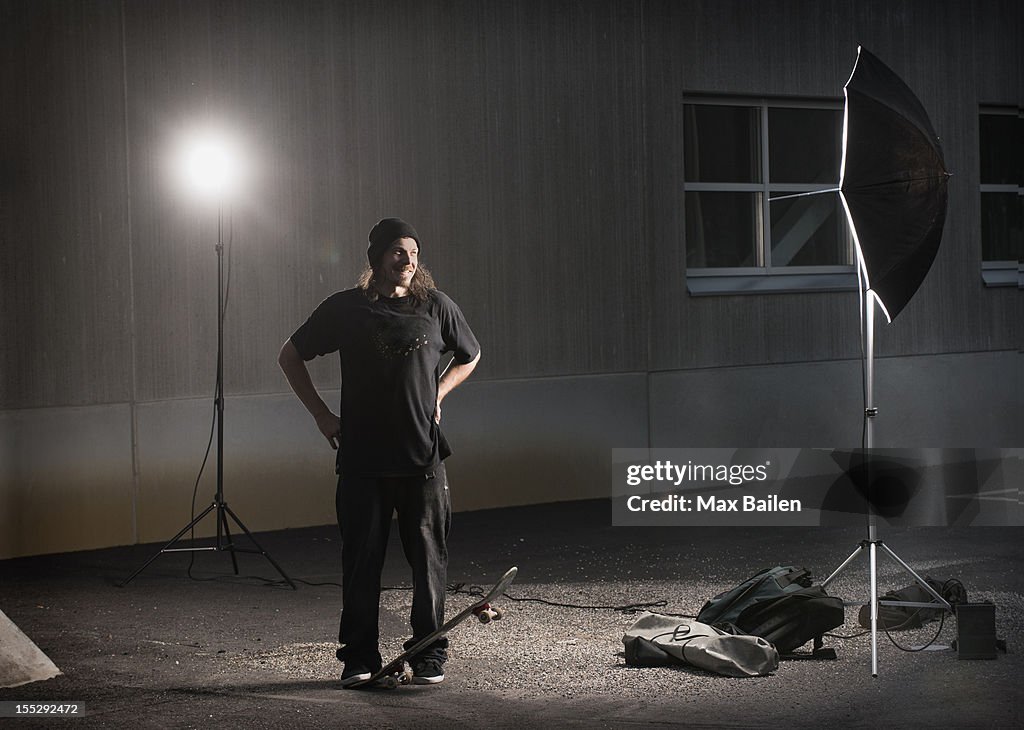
340, 662, 373, 688
411, 658, 445, 685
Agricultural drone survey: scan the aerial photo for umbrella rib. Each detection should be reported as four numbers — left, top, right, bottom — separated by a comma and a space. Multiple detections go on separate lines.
768, 187, 840, 202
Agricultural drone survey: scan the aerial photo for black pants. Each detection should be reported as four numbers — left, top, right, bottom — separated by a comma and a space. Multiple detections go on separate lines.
335, 464, 451, 669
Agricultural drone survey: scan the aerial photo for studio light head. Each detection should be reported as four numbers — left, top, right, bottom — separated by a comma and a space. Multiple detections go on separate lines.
173, 125, 247, 204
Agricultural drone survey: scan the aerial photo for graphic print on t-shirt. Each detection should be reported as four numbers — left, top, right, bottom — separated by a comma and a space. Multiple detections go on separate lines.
371, 315, 432, 360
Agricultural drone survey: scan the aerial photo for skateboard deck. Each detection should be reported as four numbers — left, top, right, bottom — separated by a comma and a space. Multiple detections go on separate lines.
349, 566, 518, 689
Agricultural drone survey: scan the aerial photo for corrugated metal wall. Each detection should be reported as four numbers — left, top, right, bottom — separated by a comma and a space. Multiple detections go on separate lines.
1, 0, 133, 408
3, 0, 1020, 408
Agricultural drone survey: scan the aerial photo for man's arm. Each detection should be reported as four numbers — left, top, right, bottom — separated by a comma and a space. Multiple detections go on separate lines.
435, 350, 481, 423
277, 339, 341, 449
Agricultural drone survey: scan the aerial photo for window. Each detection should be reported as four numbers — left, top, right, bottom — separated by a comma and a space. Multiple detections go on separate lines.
979, 107, 1023, 287
683, 98, 856, 295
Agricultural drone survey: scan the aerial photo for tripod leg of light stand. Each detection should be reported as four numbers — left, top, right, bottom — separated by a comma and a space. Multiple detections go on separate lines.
122, 500, 297, 589
822, 541, 867, 588
869, 539, 878, 677
822, 540, 882, 676
120, 501, 220, 586
221, 503, 297, 589
219, 504, 241, 575
878, 542, 952, 610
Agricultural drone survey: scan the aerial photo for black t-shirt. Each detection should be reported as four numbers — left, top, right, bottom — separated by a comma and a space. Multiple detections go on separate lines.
289, 287, 480, 477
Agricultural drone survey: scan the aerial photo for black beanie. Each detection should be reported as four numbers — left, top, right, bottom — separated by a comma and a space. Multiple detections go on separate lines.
367, 218, 419, 266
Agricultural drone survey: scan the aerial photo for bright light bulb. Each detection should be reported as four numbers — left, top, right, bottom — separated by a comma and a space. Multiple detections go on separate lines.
175, 127, 245, 202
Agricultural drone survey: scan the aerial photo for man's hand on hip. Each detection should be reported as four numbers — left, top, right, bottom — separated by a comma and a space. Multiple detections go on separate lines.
315, 411, 342, 449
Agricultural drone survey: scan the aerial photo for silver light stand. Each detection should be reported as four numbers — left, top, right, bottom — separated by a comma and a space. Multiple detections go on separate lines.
820, 276, 950, 676
124, 209, 295, 589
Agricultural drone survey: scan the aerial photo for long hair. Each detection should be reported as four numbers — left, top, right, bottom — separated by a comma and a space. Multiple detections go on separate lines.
358, 264, 436, 303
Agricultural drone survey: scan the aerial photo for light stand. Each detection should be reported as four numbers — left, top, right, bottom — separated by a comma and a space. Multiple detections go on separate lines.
784, 46, 954, 676
124, 208, 295, 589
820, 281, 950, 676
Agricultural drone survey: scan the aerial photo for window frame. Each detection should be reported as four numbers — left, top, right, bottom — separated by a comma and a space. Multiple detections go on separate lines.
683, 95, 857, 296
978, 105, 1023, 289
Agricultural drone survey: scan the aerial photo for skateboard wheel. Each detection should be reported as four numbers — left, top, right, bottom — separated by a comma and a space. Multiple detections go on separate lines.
492, 607, 504, 621
382, 676, 399, 690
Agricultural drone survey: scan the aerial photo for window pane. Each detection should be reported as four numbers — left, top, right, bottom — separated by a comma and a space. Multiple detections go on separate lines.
770, 194, 853, 266
683, 104, 761, 183
979, 114, 1023, 185
686, 191, 761, 268
981, 193, 1023, 262
768, 108, 842, 184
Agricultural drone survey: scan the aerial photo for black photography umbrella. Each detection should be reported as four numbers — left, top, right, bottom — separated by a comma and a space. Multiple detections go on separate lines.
839, 46, 951, 322
822, 46, 954, 677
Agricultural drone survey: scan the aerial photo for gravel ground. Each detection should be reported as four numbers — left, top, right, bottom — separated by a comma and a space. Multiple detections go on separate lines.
225, 576, 1023, 697
2, 503, 1023, 728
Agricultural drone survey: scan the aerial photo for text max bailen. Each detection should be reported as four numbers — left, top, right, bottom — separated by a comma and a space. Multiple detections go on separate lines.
626, 494, 802, 513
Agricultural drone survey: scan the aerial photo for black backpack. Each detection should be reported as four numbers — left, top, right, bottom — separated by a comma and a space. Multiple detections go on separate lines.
699, 566, 844, 657
727, 585, 845, 655
697, 566, 813, 625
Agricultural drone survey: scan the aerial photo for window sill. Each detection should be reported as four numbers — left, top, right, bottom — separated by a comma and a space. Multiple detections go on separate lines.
981, 262, 1023, 288
686, 269, 858, 296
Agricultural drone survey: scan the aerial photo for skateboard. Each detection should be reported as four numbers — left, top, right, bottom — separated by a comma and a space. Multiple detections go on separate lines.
349, 566, 518, 689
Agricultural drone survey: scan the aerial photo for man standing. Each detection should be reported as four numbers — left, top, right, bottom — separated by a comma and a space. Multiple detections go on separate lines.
278, 218, 480, 687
